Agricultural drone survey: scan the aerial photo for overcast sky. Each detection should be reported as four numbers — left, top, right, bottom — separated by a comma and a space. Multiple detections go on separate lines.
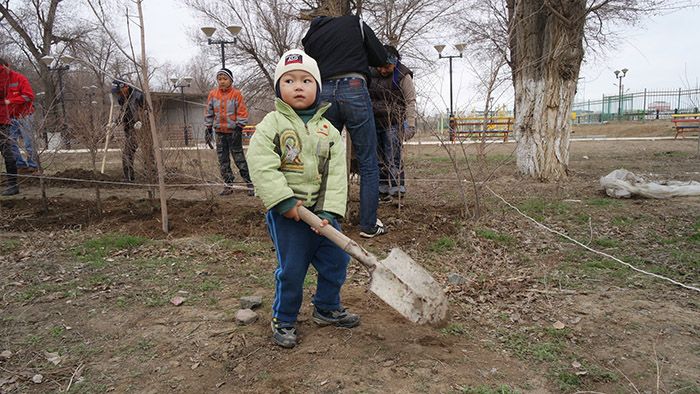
139, 1, 700, 113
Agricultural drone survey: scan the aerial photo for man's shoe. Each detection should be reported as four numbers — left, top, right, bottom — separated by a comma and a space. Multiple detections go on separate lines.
271, 319, 297, 348
1, 185, 19, 196
219, 187, 233, 196
359, 219, 387, 238
312, 307, 360, 328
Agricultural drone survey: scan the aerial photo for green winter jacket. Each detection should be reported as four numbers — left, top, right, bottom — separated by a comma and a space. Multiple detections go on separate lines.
248, 98, 347, 218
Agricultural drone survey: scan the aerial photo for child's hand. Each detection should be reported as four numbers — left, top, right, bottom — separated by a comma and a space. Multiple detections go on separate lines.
283, 200, 304, 221
311, 219, 329, 235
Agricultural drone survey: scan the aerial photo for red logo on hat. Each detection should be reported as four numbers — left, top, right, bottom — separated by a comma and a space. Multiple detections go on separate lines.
285, 54, 303, 65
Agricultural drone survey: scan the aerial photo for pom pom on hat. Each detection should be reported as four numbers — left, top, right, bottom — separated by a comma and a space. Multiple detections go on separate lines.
274, 49, 321, 92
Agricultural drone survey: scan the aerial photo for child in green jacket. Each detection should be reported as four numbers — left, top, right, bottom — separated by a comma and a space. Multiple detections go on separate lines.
248, 49, 359, 348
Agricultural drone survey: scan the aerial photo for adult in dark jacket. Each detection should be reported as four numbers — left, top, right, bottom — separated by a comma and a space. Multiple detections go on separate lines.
0, 58, 19, 195
112, 80, 145, 182
369, 45, 417, 199
302, 15, 389, 238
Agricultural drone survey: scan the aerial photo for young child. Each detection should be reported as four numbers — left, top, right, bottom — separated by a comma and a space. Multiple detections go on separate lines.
248, 49, 358, 348
204, 68, 253, 196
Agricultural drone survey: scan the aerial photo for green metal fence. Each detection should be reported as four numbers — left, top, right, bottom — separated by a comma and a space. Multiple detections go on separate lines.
572, 88, 700, 124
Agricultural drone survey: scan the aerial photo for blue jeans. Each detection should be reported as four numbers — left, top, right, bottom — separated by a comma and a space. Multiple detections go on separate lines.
10, 116, 38, 168
377, 124, 405, 196
321, 77, 379, 232
266, 210, 350, 324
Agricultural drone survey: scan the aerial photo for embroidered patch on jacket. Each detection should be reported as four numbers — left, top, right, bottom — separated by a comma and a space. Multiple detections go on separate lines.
285, 53, 303, 65
280, 129, 304, 173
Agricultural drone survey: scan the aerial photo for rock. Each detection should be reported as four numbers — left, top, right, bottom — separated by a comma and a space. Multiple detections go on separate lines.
170, 296, 186, 306
239, 296, 263, 310
32, 374, 43, 384
235, 309, 258, 325
447, 273, 466, 285
0, 350, 12, 360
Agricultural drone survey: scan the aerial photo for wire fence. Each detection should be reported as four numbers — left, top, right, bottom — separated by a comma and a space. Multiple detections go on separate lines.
572, 88, 700, 124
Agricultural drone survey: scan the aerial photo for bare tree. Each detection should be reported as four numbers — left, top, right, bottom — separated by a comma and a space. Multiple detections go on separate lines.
458, 0, 675, 181
184, 0, 306, 110
0, 0, 92, 131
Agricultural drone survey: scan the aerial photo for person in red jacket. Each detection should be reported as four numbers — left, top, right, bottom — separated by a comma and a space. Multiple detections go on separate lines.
0, 58, 20, 195
204, 68, 253, 196
2, 59, 37, 171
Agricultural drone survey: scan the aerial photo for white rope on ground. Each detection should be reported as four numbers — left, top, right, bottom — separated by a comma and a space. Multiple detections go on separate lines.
485, 185, 700, 293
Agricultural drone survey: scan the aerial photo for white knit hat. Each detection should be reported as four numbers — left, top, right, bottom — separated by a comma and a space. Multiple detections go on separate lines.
274, 49, 322, 92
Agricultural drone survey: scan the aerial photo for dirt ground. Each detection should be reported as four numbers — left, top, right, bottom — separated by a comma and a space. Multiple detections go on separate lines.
0, 122, 698, 393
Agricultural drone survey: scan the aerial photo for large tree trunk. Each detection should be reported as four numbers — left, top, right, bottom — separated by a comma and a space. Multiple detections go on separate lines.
509, 0, 585, 181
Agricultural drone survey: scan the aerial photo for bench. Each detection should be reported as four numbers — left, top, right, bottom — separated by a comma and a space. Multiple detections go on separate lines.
671, 114, 700, 139
241, 125, 256, 144
449, 116, 513, 142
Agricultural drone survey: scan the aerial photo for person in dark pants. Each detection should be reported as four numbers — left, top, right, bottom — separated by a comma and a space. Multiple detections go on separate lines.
0, 124, 18, 196
369, 45, 417, 200
302, 14, 389, 238
111, 80, 145, 182
204, 68, 253, 196
0, 59, 19, 195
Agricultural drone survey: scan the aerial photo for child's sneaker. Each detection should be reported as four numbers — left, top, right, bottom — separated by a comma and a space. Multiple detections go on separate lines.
271, 319, 297, 348
312, 307, 360, 328
359, 219, 387, 238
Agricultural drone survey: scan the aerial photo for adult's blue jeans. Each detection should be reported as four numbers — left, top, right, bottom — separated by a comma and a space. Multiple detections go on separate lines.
266, 210, 350, 324
10, 115, 38, 169
320, 77, 379, 232
377, 123, 405, 196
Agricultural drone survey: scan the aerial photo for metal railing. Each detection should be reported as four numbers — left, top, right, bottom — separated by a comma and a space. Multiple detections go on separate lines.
572, 88, 700, 124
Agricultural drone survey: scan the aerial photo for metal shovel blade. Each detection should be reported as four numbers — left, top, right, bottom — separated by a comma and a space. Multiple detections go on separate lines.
370, 248, 448, 324
297, 207, 448, 324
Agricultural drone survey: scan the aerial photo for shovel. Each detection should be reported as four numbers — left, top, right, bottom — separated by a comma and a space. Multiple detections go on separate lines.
298, 206, 448, 324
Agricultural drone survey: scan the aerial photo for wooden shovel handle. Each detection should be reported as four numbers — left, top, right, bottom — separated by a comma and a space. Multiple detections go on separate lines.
297, 206, 377, 270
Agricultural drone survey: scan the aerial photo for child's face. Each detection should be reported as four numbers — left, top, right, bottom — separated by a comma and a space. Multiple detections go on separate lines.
217, 74, 232, 89
279, 70, 317, 110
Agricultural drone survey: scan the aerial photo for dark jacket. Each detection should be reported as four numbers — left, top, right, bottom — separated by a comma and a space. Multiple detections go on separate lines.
117, 87, 144, 128
302, 15, 388, 81
369, 63, 414, 128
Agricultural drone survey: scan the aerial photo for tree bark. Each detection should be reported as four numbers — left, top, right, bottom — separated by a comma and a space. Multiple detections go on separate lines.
509, 0, 585, 181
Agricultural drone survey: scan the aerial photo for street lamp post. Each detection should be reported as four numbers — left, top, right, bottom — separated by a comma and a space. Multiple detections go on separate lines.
40, 54, 74, 149
434, 43, 466, 141
170, 76, 193, 146
201, 25, 242, 69
614, 68, 628, 119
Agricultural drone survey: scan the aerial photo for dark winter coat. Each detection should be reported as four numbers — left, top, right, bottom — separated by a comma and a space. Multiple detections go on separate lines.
118, 87, 144, 128
302, 15, 388, 81
369, 63, 415, 129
